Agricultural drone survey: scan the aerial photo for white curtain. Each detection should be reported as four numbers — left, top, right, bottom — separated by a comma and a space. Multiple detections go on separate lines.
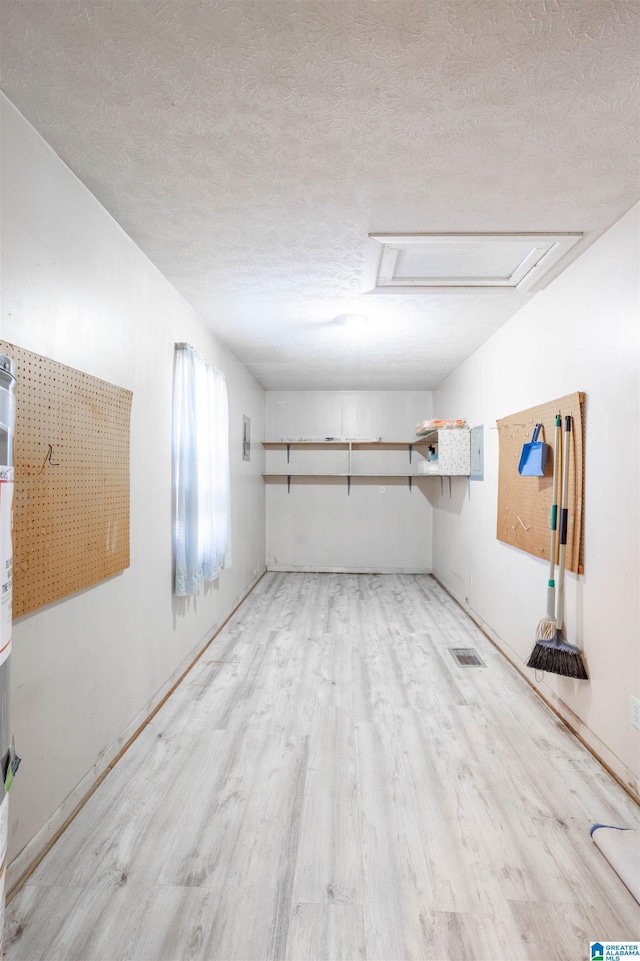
173, 343, 231, 596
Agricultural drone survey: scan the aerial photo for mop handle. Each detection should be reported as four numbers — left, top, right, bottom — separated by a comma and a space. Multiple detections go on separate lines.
545, 414, 562, 619
555, 415, 572, 632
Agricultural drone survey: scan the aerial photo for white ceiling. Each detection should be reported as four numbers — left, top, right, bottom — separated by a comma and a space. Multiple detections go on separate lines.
1, 1, 638, 390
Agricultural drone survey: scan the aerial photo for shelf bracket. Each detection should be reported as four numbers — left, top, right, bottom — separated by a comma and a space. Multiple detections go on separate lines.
286, 443, 291, 464
440, 476, 444, 496
449, 476, 452, 498
408, 443, 413, 464
347, 476, 351, 496
408, 476, 412, 493
287, 474, 291, 494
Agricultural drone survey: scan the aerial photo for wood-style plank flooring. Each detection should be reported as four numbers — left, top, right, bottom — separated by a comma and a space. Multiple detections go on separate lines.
4, 573, 639, 960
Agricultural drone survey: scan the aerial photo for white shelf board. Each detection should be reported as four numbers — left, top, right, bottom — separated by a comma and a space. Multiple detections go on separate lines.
262, 472, 425, 478
263, 439, 429, 448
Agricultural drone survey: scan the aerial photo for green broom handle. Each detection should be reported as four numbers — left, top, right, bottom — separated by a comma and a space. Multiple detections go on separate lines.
556, 415, 572, 632
546, 414, 562, 619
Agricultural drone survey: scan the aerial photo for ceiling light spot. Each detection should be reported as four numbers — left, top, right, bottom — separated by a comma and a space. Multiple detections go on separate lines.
334, 313, 370, 331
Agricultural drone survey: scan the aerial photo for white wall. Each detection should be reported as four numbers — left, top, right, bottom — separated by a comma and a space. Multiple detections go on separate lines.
432, 203, 640, 796
266, 391, 433, 572
0, 95, 266, 882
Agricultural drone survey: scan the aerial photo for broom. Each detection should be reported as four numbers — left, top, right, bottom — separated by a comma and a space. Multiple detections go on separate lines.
527, 415, 588, 679
535, 413, 561, 642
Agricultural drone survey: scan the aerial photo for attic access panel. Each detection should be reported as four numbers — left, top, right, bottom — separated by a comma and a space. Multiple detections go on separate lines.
363, 233, 582, 294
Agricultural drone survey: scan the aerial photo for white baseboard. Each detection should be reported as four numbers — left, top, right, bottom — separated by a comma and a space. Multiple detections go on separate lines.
267, 565, 432, 575
7, 568, 266, 895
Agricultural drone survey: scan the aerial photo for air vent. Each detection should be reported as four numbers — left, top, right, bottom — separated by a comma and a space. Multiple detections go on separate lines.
363, 233, 582, 294
449, 647, 486, 667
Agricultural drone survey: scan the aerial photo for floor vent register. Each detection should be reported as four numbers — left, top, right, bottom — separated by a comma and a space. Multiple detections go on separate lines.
449, 647, 486, 667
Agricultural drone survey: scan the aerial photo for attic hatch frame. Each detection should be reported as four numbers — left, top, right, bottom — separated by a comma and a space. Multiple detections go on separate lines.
362, 232, 582, 294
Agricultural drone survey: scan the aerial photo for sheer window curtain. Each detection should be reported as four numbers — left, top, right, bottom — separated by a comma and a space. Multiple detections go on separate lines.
173, 343, 231, 596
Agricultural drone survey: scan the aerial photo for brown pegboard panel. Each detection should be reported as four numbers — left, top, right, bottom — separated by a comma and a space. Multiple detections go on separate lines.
0, 341, 132, 617
496, 392, 585, 574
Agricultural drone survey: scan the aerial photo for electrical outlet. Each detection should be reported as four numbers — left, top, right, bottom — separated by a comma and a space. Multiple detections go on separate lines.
379, 487, 385, 494
630, 696, 640, 730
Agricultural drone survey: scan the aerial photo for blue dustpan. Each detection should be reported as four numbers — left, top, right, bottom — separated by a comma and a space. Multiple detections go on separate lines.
518, 423, 549, 476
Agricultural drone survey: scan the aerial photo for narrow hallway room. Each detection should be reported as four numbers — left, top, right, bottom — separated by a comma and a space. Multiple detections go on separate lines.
0, 2, 638, 959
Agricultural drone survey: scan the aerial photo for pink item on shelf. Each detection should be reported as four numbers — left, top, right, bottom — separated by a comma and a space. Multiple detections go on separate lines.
415, 418, 467, 435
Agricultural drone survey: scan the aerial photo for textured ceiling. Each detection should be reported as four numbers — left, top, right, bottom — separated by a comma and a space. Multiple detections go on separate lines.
1, 0, 638, 389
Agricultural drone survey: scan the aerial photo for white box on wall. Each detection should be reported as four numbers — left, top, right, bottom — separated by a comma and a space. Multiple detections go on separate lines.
437, 428, 471, 475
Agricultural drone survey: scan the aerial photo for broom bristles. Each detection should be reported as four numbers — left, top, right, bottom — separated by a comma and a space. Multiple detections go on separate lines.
527, 633, 589, 679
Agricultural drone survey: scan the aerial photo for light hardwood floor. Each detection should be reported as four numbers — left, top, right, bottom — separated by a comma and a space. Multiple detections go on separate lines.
4, 573, 639, 960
